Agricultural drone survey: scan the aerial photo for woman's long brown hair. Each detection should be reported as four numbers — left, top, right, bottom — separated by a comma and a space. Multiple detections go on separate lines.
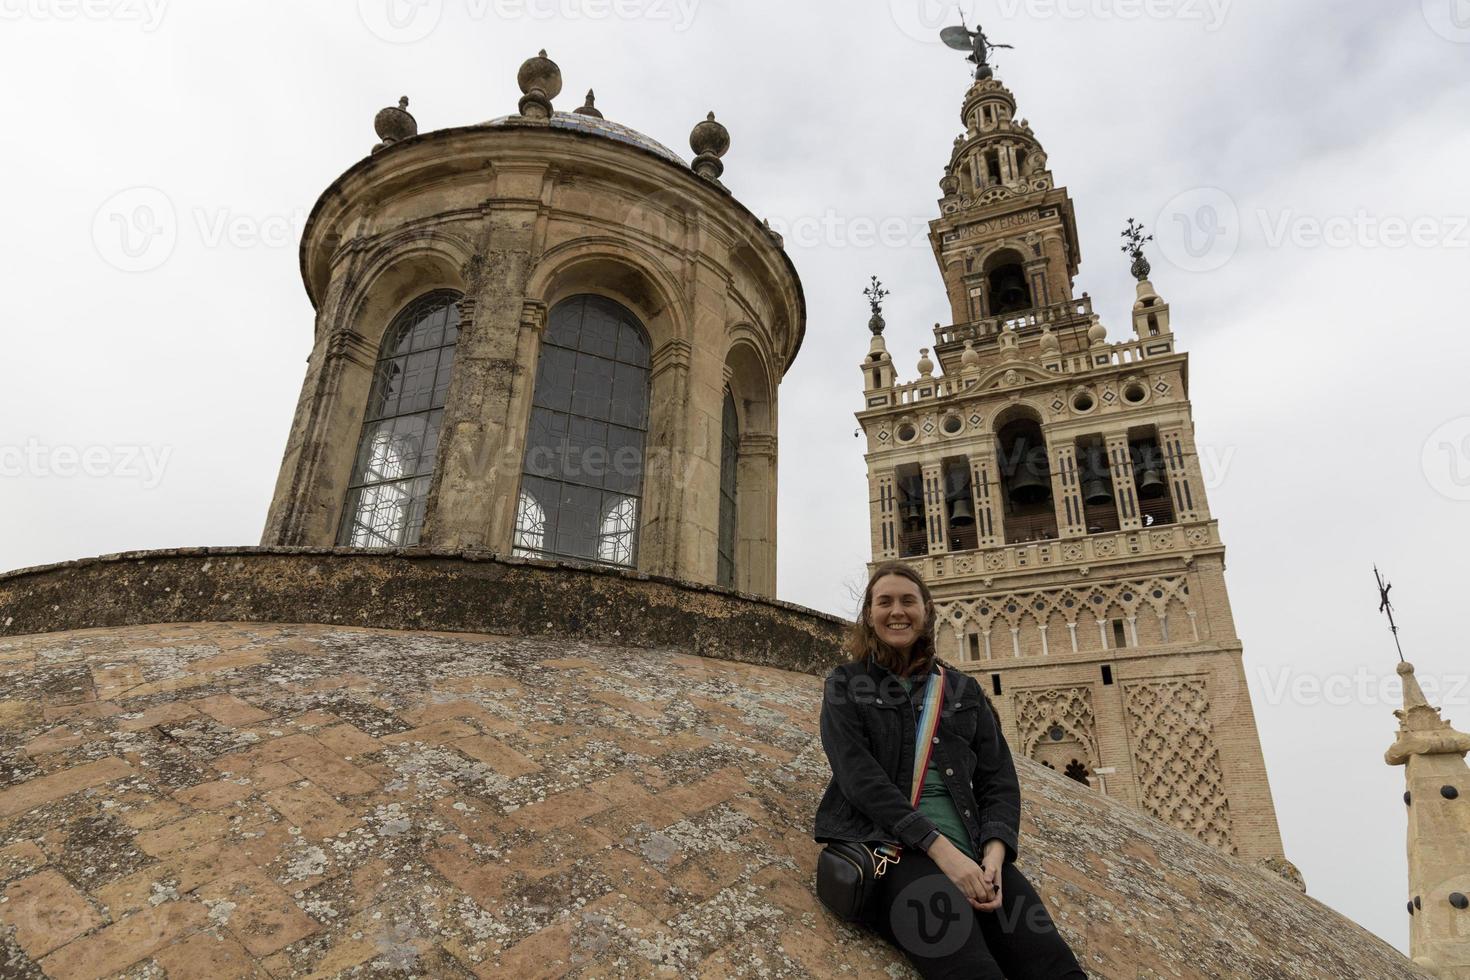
845, 561, 938, 675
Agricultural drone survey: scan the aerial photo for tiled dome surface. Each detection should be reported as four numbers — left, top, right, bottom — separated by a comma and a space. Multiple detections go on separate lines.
0, 622, 1425, 979
481, 112, 687, 166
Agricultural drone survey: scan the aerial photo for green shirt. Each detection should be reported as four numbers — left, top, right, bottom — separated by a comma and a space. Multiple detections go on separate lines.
899, 675, 977, 860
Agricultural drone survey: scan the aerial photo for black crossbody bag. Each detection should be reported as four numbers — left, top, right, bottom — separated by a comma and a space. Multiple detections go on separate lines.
815, 667, 946, 923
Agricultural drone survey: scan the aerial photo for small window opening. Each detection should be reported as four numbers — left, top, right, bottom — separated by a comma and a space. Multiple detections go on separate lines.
1111, 619, 1128, 649
991, 674, 1003, 696
968, 632, 981, 661
1101, 664, 1114, 686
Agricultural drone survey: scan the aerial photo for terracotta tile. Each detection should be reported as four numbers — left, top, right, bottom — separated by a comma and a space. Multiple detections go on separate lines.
117, 797, 188, 831
2, 869, 103, 958
42, 700, 122, 723
426, 846, 512, 908
211, 733, 322, 774
285, 747, 377, 796
198, 869, 319, 957
21, 724, 89, 756
116, 702, 199, 732
379, 719, 478, 747
312, 723, 380, 758
185, 650, 269, 675
590, 690, 667, 721
452, 735, 540, 778
243, 761, 300, 791
39, 898, 208, 980
0, 756, 134, 818
482, 916, 577, 979
262, 782, 358, 839
152, 929, 264, 979
192, 694, 273, 727
508, 785, 613, 831
0, 840, 48, 880
174, 779, 254, 811
137, 811, 235, 857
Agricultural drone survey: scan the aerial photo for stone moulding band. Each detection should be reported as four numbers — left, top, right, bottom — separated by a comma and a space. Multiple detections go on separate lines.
0, 547, 846, 676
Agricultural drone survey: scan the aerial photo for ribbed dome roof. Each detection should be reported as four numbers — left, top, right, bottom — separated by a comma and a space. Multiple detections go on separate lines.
481, 111, 687, 166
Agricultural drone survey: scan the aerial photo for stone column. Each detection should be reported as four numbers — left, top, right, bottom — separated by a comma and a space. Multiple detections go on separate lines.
1105, 432, 1144, 531
970, 452, 1002, 549
921, 461, 948, 556
261, 272, 378, 547
1157, 423, 1206, 522
873, 469, 898, 561
737, 432, 777, 596
1050, 440, 1087, 539
422, 173, 547, 552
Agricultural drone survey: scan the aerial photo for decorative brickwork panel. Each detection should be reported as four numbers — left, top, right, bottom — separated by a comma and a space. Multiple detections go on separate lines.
1123, 679, 1235, 854
1014, 686, 1097, 764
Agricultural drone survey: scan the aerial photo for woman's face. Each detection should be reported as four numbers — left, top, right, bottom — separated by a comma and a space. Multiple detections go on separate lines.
868, 574, 927, 652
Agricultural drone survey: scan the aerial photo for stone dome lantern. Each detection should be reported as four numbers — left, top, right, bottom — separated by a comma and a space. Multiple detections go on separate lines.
261, 54, 804, 599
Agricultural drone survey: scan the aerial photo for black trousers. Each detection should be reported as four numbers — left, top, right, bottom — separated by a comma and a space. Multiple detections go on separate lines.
867, 851, 1086, 979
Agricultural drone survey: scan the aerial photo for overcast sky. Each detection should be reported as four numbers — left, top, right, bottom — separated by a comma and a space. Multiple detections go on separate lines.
3, 0, 1468, 956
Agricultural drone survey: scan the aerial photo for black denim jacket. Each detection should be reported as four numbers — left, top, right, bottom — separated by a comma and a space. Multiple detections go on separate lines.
812, 655, 1021, 862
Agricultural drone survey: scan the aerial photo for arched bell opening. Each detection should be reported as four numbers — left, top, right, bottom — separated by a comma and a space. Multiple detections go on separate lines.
1076, 435, 1120, 534
995, 412, 1055, 543
942, 456, 977, 552
1128, 425, 1175, 527
984, 248, 1033, 317
895, 462, 927, 558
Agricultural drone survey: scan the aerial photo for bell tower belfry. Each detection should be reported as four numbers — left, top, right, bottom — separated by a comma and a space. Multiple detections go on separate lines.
855, 59, 1296, 876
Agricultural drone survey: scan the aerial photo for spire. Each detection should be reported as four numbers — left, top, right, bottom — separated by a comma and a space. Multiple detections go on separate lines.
1381, 582, 1470, 980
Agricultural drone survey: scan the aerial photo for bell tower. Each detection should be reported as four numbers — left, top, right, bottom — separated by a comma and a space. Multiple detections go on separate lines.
855, 62, 1296, 876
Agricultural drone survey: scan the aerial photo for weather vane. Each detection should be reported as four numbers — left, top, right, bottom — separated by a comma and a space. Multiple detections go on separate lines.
941, 14, 1013, 80
1374, 565, 1406, 662
865, 275, 889, 336
1120, 218, 1155, 281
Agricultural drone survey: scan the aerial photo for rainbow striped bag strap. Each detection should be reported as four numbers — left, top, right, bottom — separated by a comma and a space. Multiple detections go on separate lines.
873, 665, 947, 867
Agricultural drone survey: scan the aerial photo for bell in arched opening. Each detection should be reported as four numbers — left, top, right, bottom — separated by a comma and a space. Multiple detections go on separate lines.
1132, 441, 1169, 499
1002, 434, 1051, 505
1081, 447, 1114, 505
988, 263, 1033, 316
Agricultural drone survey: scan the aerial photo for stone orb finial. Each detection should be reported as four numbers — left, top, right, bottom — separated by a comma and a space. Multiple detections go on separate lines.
961, 340, 980, 370
371, 96, 417, 154
690, 111, 730, 181
1039, 325, 1060, 356
573, 89, 603, 118
1088, 317, 1108, 347
917, 348, 935, 378
517, 49, 562, 120
940, 170, 961, 196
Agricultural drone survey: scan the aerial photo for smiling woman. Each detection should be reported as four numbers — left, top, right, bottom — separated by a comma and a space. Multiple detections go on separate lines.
814, 561, 1086, 979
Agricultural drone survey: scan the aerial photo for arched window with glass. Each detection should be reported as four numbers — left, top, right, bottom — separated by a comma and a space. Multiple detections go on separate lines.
514, 294, 650, 567
337, 290, 462, 548
717, 388, 739, 587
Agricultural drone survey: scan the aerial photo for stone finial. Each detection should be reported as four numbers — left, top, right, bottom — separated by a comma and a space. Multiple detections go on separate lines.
961, 340, 980, 371
573, 89, 603, 118
690, 112, 730, 181
517, 49, 562, 121
762, 218, 784, 249
917, 348, 935, 378
1039, 324, 1060, 357
1088, 316, 1108, 347
372, 96, 417, 154
940, 170, 961, 196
